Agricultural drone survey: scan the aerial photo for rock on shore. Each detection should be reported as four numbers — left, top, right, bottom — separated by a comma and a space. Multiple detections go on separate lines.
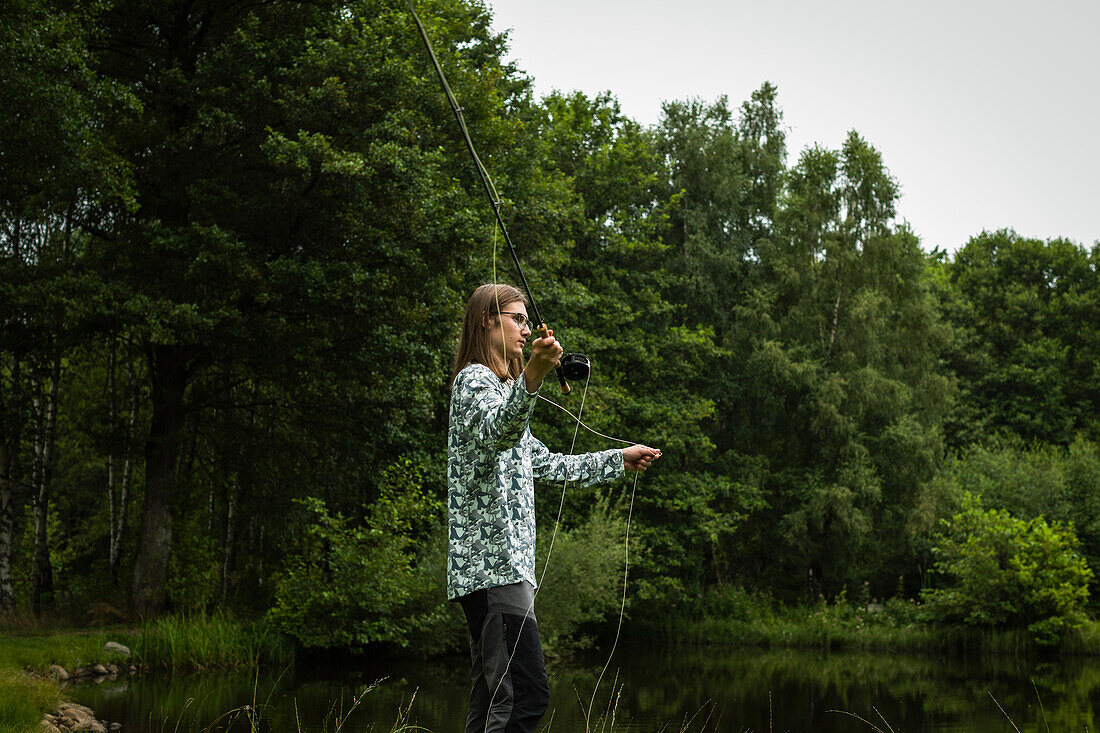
43, 703, 107, 733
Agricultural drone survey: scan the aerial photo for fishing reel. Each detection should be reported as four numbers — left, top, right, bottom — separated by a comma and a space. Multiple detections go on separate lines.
560, 353, 590, 382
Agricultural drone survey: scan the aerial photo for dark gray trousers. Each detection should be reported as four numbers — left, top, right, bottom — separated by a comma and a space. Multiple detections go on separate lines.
458, 582, 550, 733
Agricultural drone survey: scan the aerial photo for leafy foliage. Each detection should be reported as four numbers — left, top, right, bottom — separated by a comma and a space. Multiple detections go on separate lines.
268, 460, 445, 648
534, 498, 632, 648
927, 438, 1100, 600
941, 231, 1100, 446
923, 494, 1092, 644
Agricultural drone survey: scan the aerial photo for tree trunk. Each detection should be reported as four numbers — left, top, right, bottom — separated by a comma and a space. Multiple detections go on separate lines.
0, 442, 15, 615
107, 348, 138, 582
30, 354, 60, 616
256, 522, 264, 590
113, 370, 138, 581
0, 358, 24, 615
221, 480, 236, 602
132, 346, 192, 615
107, 344, 118, 578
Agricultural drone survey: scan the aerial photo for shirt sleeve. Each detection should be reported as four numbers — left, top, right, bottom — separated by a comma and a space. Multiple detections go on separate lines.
529, 435, 625, 487
452, 365, 539, 452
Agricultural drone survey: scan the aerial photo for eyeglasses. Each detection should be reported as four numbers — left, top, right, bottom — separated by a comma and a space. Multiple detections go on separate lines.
494, 311, 534, 331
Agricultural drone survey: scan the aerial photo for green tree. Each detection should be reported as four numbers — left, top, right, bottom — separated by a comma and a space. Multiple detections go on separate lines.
733, 132, 952, 600
525, 90, 757, 598
0, 0, 135, 616
66, 0, 527, 612
943, 230, 1100, 446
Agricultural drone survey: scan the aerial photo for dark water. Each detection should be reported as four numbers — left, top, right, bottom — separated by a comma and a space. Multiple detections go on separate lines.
66, 646, 1100, 732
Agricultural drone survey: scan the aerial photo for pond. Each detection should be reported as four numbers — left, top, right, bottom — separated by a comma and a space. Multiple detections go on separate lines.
66, 645, 1100, 731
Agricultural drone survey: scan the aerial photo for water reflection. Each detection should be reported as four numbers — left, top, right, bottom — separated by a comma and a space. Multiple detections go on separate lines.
67, 646, 1100, 732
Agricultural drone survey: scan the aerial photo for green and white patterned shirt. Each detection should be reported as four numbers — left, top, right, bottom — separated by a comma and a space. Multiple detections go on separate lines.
447, 363, 625, 600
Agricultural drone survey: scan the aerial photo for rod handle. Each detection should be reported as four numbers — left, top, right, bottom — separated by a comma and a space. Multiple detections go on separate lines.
556, 367, 571, 395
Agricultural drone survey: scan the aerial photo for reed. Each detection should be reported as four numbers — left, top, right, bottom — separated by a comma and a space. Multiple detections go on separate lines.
135, 612, 294, 671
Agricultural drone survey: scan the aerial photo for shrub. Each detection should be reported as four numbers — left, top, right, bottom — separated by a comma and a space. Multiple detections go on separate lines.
268, 495, 430, 648
700, 586, 775, 624
534, 498, 633, 648
922, 492, 1092, 644
270, 465, 635, 652
269, 456, 447, 648
929, 437, 1100, 599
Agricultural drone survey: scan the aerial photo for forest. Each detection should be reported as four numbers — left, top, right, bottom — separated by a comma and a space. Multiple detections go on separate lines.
2, 0, 1099, 653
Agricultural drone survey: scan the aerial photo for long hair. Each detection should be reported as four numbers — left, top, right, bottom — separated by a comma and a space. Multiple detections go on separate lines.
451, 283, 529, 386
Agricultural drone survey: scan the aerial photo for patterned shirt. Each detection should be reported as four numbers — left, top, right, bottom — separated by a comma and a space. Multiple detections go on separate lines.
447, 363, 625, 600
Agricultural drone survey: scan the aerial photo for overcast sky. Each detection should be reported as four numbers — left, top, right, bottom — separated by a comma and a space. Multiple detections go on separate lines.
487, 0, 1099, 253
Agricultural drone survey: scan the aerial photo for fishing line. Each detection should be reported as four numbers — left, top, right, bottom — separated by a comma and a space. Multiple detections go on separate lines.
491, 225, 512, 377
535, 388, 650, 726
484, 365, 648, 732
480, 124, 642, 733
536, 395, 635, 446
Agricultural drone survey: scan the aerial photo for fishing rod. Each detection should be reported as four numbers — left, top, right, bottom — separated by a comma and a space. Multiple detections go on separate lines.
405, 0, 589, 395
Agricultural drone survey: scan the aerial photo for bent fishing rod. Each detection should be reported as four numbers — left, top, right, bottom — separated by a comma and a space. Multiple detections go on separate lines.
405, 0, 589, 395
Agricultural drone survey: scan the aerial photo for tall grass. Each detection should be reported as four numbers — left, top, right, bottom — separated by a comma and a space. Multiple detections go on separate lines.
0, 670, 60, 733
135, 612, 294, 671
637, 590, 1100, 657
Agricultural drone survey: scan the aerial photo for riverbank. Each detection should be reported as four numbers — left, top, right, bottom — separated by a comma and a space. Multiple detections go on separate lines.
632, 595, 1100, 656
0, 670, 61, 733
0, 631, 132, 733
0, 615, 293, 733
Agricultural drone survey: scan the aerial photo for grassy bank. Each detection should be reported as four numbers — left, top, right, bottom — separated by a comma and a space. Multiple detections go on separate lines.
0, 629, 135, 673
0, 629, 130, 733
633, 592, 1100, 657
0, 614, 293, 733
0, 671, 60, 733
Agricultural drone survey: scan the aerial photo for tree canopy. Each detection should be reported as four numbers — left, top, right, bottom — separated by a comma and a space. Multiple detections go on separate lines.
1, 0, 1098, 644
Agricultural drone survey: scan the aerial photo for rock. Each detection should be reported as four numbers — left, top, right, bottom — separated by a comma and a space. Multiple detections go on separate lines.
47, 665, 69, 681
109, 725, 122, 731
106, 664, 119, 674
92, 664, 108, 676
128, 665, 138, 674
103, 642, 131, 658
39, 721, 62, 733
58, 704, 108, 733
